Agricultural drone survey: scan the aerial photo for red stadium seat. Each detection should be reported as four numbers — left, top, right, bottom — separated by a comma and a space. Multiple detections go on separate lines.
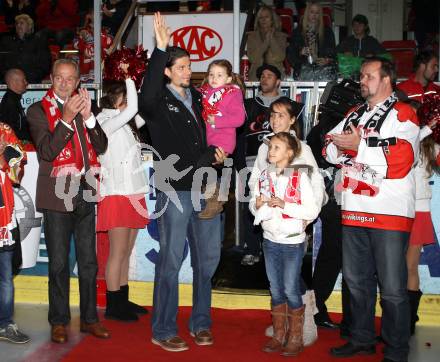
279, 14, 293, 36
275, 8, 294, 17
0, 15, 11, 33
382, 40, 417, 78
49, 44, 61, 63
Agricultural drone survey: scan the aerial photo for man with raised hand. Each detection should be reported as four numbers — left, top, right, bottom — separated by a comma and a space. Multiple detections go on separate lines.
139, 13, 226, 352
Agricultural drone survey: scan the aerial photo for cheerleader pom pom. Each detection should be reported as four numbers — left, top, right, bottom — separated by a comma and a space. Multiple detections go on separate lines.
417, 93, 440, 144
103, 45, 148, 89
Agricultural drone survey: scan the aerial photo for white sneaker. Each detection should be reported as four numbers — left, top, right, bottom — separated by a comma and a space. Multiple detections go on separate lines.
241, 254, 260, 266
303, 290, 318, 346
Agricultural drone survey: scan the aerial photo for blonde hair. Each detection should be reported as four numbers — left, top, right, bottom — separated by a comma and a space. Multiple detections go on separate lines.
254, 5, 282, 33
301, 1, 325, 43
15, 14, 34, 34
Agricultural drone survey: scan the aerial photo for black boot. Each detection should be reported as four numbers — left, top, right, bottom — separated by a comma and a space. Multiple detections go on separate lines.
408, 289, 422, 335
120, 285, 148, 315
105, 290, 138, 322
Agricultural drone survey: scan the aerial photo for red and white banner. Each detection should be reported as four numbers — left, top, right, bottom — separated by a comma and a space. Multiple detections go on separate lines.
140, 12, 247, 72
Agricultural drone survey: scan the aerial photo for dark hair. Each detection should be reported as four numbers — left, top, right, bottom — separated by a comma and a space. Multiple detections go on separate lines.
100, 80, 140, 140
201, 59, 245, 92
362, 56, 397, 87
421, 136, 440, 176
352, 14, 370, 35
165, 46, 190, 68
414, 50, 439, 72
270, 131, 301, 163
269, 97, 303, 138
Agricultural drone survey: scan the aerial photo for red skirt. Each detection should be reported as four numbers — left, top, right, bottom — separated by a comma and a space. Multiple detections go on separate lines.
409, 211, 436, 246
97, 194, 149, 232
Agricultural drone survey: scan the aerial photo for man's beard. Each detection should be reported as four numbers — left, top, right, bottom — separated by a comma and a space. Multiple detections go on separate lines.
180, 82, 191, 88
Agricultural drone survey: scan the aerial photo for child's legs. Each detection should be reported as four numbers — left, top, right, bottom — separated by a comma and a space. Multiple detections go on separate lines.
406, 244, 422, 291
263, 239, 287, 306
282, 242, 306, 309
0, 250, 14, 327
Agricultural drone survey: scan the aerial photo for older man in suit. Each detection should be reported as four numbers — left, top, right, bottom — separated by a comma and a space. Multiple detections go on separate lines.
27, 59, 109, 344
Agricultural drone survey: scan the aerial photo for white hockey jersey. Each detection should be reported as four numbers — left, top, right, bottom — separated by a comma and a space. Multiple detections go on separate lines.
323, 95, 420, 232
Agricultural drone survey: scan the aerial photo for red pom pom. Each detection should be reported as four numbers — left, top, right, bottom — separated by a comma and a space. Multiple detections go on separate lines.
417, 93, 440, 144
103, 46, 148, 89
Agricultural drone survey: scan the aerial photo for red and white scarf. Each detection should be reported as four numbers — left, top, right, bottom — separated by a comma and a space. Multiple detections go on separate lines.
42, 88, 100, 177
259, 168, 302, 219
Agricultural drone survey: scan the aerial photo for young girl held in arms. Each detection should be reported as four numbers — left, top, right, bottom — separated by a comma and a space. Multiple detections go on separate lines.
250, 132, 322, 356
198, 59, 245, 218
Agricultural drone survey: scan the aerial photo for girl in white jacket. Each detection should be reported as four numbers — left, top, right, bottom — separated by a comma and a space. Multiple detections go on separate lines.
96, 73, 149, 322
407, 123, 440, 335
250, 132, 322, 357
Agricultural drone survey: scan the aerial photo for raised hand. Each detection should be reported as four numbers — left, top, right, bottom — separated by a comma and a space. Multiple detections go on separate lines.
78, 88, 92, 120
153, 12, 171, 49
63, 94, 85, 124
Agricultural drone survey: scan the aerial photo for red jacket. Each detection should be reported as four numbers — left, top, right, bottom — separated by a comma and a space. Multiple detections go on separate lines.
36, 0, 79, 31
397, 75, 440, 103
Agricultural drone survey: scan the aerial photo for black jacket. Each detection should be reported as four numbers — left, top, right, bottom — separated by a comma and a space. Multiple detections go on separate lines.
336, 35, 385, 57
0, 33, 51, 83
138, 48, 215, 191
235, 96, 272, 171
0, 89, 32, 142
286, 26, 336, 75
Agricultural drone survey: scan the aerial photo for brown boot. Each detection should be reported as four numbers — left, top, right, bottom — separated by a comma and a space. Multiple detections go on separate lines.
282, 305, 305, 357
198, 184, 225, 219
262, 303, 287, 353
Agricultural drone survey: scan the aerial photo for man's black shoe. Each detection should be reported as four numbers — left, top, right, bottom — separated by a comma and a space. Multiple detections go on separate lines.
330, 342, 376, 357
315, 317, 340, 329
339, 328, 350, 339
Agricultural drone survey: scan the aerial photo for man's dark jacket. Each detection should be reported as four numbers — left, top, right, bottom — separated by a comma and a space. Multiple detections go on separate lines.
138, 48, 215, 191
0, 89, 31, 142
0, 33, 51, 83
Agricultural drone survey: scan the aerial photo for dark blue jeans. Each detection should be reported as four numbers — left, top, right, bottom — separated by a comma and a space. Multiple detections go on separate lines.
342, 226, 410, 361
151, 191, 222, 340
263, 239, 305, 309
0, 250, 14, 328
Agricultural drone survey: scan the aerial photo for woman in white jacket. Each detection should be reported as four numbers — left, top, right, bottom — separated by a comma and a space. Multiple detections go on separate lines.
96, 74, 149, 322
407, 123, 440, 335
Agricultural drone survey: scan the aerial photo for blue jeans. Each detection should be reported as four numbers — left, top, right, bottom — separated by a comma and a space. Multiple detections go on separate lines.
263, 239, 305, 309
151, 191, 222, 340
0, 251, 14, 328
342, 226, 410, 361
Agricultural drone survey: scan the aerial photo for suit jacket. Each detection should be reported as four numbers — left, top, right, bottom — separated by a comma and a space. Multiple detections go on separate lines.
27, 101, 108, 212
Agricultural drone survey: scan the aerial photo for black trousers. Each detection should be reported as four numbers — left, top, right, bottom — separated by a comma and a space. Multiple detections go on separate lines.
312, 199, 350, 325
43, 197, 98, 325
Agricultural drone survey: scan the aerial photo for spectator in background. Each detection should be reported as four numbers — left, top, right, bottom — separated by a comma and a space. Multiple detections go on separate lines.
235, 64, 282, 266
102, 0, 131, 37
397, 51, 440, 102
286, 1, 336, 79
336, 14, 385, 58
1, 0, 36, 29
36, 0, 79, 48
0, 14, 51, 83
74, 10, 113, 82
0, 69, 32, 143
246, 5, 288, 81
